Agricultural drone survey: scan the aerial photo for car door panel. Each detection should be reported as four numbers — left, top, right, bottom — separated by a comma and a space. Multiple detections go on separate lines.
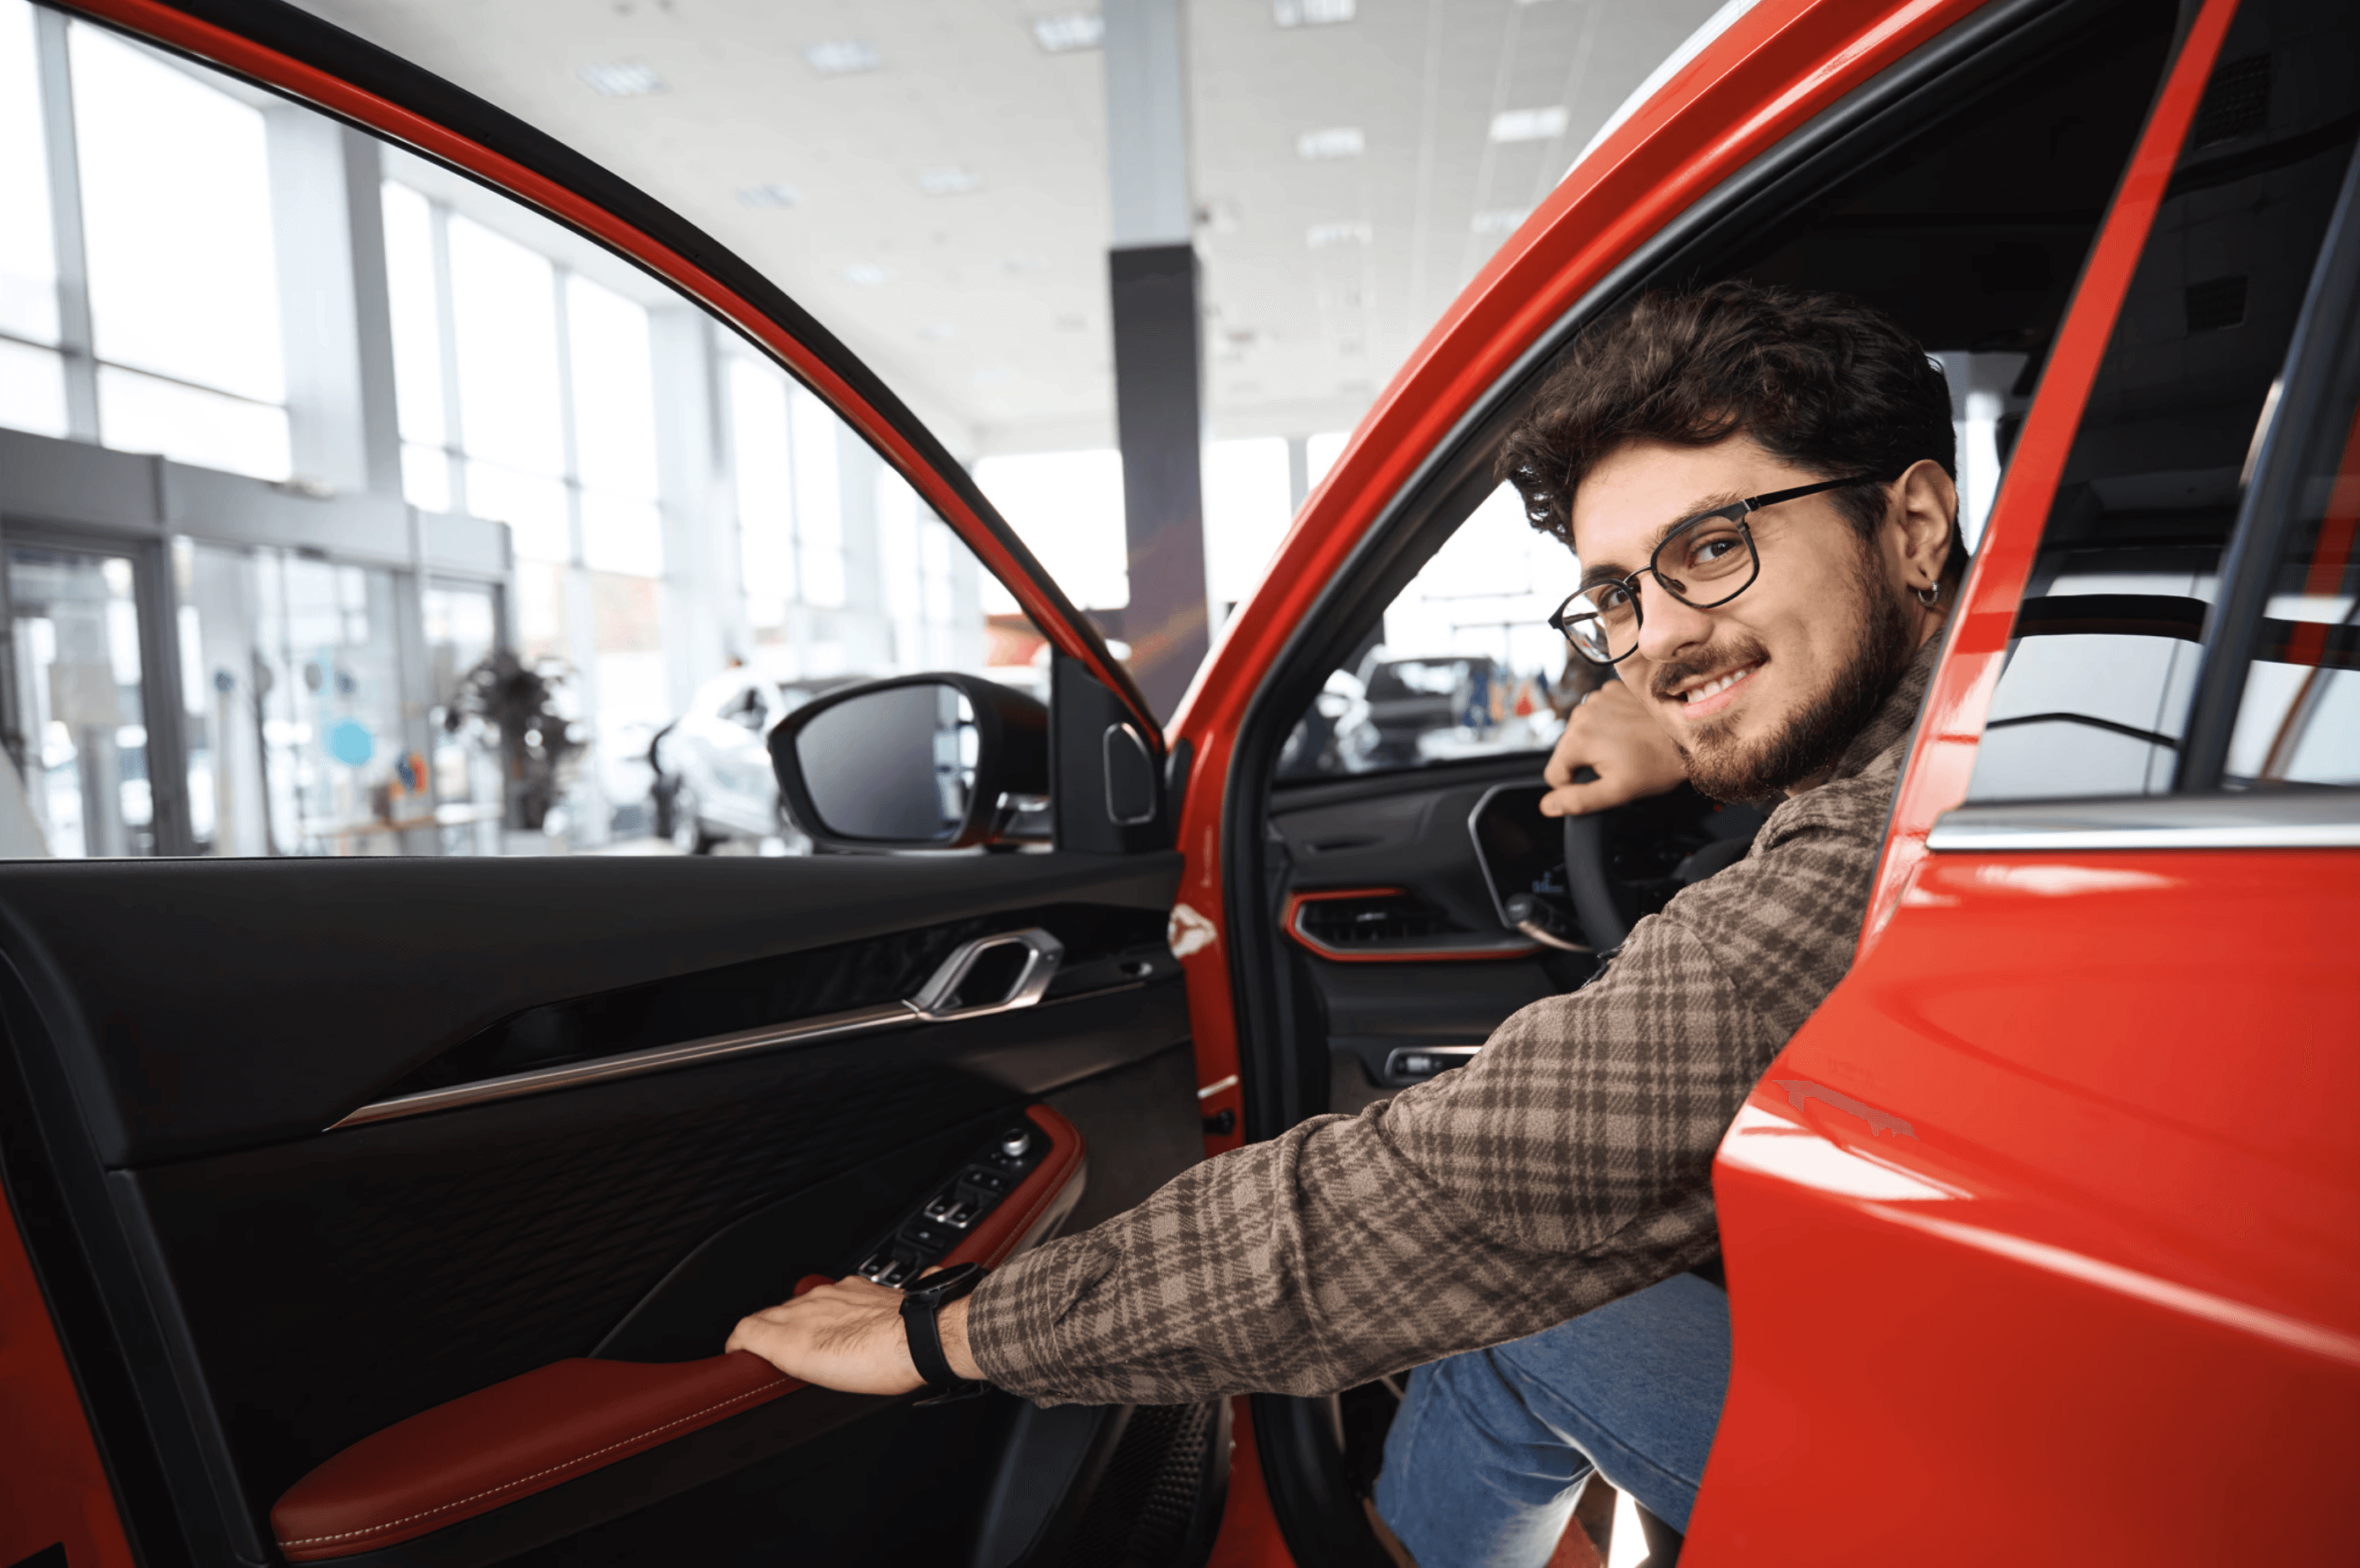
0, 851, 1198, 1563
0, 853, 1178, 1163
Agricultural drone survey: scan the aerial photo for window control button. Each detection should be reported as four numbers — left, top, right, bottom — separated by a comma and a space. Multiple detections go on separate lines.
962, 1167, 1011, 1193
900, 1220, 954, 1252
858, 1252, 914, 1286
923, 1194, 980, 1228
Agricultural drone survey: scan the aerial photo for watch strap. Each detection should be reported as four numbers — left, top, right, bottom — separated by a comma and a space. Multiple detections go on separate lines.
900, 1264, 987, 1401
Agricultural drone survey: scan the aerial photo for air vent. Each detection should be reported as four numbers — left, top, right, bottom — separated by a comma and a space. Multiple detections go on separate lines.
2193, 52, 2270, 147
2186, 275, 2249, 333
1293, 891, 1452, 948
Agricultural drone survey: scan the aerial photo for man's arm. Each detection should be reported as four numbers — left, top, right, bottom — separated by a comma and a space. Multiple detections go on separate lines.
1540, 679, 1688, 817
723, 759, 1890, 1408
721, 910, 1768, 1406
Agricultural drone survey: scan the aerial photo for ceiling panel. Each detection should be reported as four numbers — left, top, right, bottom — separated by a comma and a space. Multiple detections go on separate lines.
291, 0, 1723, 456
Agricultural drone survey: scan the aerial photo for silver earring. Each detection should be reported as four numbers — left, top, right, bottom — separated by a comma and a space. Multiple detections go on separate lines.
1913, 583, 1941, 609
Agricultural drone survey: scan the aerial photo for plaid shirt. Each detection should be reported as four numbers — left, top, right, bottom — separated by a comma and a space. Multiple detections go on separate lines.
967, 639, 1936, 1406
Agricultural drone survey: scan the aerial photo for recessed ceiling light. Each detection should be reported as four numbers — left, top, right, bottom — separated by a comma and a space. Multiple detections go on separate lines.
738, 183, 800, 208
1490, 107, 1568, 142
1296, 127, 1364, 161
919, 167, 981, 196
1274, 0, 1353, 25
1306, 220, 1372, 249
1031, 12, 1104, 52
578, 61, 666, 96
806, 40, 881, 75
843, 263, 888, 285
1470, 207, 1528, 235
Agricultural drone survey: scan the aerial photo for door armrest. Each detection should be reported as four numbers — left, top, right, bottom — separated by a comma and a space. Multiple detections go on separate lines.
272, 1105, 1084, 1562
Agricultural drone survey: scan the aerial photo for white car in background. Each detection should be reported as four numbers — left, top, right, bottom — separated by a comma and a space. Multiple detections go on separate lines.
649, 670, 858, 853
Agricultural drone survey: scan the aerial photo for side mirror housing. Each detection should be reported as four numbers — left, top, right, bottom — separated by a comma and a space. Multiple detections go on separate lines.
768, 673, 1049, 851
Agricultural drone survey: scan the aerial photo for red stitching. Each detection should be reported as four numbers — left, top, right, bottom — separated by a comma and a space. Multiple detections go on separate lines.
278, 1379, 784, 1549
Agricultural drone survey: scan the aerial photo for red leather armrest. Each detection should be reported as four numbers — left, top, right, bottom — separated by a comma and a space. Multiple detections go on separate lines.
272, 1105, 1084, 1561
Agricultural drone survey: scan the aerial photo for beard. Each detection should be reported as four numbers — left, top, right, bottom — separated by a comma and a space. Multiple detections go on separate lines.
1656, 562, 1917, 802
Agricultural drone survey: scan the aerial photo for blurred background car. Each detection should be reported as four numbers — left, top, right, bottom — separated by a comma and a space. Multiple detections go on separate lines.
650, 668, 859, 853
1357, 653, 1553, 768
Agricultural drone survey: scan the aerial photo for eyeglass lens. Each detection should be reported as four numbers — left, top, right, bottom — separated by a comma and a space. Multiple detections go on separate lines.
1558, 514, 1757, 662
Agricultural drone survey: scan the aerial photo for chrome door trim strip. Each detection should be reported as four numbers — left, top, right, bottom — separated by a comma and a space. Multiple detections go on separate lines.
1925, 792, 2360, 853
329, 928, 1067, 1130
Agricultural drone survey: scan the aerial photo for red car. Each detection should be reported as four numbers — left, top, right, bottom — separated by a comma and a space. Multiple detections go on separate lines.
3, 0, 2353, 1562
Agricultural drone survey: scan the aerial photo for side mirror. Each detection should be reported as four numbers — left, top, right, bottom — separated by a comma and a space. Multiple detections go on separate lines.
767, 673, 1049, 851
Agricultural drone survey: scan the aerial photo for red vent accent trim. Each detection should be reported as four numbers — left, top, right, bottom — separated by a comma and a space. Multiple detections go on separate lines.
1283, 887, 1538, 963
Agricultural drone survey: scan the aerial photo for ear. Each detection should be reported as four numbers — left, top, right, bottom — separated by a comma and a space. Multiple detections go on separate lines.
1885, 458, 1957, 593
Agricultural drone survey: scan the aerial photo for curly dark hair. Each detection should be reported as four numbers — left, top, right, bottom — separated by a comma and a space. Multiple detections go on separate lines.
1498, 280, 1966, 586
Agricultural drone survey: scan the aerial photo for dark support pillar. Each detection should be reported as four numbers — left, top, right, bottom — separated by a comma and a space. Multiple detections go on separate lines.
1110, 243, 1209, 721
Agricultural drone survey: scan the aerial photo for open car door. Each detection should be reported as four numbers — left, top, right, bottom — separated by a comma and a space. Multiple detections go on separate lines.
0, 3, 1226, 1565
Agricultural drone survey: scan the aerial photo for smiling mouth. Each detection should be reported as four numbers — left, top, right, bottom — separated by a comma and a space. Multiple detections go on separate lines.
1667, 659, 1763, 707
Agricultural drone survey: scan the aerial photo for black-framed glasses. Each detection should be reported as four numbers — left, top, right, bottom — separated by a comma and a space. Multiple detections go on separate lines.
1546, 474, 1880, 665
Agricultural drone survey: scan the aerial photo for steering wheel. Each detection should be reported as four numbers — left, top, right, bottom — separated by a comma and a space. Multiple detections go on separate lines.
1560, 771, 1768, 954
1563, 807, 1631, 952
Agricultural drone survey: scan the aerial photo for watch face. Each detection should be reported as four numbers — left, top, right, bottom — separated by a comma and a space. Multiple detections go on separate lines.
905, 1260, 984, 1305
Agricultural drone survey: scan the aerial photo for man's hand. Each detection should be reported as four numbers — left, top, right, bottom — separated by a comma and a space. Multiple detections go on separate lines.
1540, 680, 1688, 817
725, 1275, 981, 1394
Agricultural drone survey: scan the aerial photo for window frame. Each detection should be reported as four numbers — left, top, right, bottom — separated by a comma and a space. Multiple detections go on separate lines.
2174, 123, 2360, 793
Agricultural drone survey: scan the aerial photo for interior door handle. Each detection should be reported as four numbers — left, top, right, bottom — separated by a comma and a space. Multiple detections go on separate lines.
907, 929, 1063, 1020
270, 1104, 1087, 1563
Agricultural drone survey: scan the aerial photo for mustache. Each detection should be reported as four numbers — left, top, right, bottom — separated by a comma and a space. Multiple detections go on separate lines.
1648, 634, 1770, 701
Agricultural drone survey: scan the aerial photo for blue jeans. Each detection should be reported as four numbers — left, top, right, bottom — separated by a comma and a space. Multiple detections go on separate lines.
1372, 1272, 1731, 1568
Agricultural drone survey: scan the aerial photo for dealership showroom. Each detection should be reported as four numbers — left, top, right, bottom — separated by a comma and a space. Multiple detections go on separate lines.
8, 0, 2360, 1562
0, 0, 1765, 860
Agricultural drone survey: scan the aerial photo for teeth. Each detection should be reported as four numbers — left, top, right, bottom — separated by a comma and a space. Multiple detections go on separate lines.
1681, 664, 1755, 703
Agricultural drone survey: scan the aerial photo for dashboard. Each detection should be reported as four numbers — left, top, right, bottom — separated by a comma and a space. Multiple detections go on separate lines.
1271, 760, 1766, 1102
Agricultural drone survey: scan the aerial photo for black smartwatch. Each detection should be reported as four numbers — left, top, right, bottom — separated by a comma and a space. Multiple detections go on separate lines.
900, 1261, 989, 1402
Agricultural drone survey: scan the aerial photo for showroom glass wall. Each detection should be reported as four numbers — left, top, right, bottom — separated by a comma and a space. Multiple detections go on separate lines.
0, 2, 993, 858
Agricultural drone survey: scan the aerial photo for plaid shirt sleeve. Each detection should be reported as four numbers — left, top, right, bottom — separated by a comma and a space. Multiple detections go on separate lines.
964, 652, 1929, 1407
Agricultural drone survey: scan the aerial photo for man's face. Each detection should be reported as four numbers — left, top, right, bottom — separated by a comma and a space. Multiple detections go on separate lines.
1567, 432, 1916, 799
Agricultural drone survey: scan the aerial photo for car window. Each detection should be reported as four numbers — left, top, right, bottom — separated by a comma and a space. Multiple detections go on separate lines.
1277, 483, 1570, 780
1963, 0, 2358, 803
0, 4, 1044, 859
2209, 249, 2360, 788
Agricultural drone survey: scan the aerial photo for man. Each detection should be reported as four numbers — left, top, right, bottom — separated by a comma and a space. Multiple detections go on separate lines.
728, 282, 1967, 1562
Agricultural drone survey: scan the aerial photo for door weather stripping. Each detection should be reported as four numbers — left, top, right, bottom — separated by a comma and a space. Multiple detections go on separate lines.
1926, 792, 2360, 853
328, 929, 1066, 1131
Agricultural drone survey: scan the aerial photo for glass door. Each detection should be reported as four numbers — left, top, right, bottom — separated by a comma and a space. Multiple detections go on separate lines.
3, 540, 160, 857
422, 578, 504, 854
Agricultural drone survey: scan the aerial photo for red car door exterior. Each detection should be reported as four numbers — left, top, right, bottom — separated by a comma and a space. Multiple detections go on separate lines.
1698, 0, 2360, 1558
